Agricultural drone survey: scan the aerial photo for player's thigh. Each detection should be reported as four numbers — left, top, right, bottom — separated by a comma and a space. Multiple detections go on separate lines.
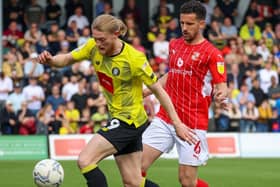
142, 144, 162, 171
115, 151, 142, 186
175, 130, 209, 166
78, 134, 117, 168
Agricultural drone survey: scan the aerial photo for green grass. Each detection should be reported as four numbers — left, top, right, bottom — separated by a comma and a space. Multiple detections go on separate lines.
0, 158, 279, 187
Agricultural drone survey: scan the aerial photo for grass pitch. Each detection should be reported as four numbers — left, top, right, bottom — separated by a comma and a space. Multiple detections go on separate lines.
0, 158, 279, 187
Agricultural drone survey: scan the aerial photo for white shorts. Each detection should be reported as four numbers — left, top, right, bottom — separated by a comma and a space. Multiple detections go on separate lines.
143, 117, 209, 166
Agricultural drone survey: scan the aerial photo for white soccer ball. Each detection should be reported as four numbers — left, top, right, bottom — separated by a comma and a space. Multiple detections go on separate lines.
33, 159, 64, 187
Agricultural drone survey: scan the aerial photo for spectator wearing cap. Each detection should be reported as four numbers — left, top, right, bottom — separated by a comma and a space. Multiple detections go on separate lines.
0, 72, 13, 110
23, 52, 44, 79
7, 82, 25, 114
22, 77, 45, 116
0, 100, 18, 134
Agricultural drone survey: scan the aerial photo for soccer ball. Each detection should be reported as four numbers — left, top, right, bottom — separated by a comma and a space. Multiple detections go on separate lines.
33, 159, 64, 187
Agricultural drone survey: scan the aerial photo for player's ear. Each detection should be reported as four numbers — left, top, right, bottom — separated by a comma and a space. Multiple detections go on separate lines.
199, 20, 206, 30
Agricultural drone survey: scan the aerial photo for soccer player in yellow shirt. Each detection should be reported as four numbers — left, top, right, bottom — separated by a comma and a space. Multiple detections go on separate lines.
38, 14, 197, 187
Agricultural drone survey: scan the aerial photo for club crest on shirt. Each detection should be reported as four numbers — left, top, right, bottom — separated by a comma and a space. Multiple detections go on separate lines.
217, 62, 225, 74
191, 52, 200, 61
177, 57, 183, 67
112, 67, 120, 76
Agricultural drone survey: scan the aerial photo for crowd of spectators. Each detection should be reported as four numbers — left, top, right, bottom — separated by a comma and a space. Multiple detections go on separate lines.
0, 0, 280, 135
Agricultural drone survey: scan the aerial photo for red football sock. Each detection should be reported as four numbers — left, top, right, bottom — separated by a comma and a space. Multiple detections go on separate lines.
197, 178, 209, 187
142, 171, 147, 177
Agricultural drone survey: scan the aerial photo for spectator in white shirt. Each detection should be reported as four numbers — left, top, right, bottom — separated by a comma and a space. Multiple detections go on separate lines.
7, 82, 25, 114
22, 77, 45, 116
67, 6, 89, 30
0, 72, 13, 110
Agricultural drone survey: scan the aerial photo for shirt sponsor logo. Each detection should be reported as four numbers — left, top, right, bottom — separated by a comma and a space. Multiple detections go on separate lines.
217, 62, 225, 74
177, 57, 184, 67
97, 72, 114, 93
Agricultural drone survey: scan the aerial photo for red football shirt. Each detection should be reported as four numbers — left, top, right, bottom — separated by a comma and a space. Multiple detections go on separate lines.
157, 37, 227, 130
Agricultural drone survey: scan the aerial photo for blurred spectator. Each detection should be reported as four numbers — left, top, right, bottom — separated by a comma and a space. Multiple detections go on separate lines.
275, 24, 280, 46
248, 43, 263, 70
146, 25, 160, 50
36, 103, 55, 134
153, 33, 169, 64
262, 23, 276, 51
227, 63, 243, 89
208, 20, 227, 49
51, 104, 66, 134
236, 83, 256, 111
119, 0, 141, 24
274, 0, 280, 26
22, 77, 45, 116
64, 100, 80, 133
210, 5, 224, 26
46, 84, 66, 111
3, 21, 24, 46
62, 74, 79, 101
216, 0, 238, 23
153, 5, 172, 34
238, 54, 254, 83
47, 22, 60, 54
91, 105, 108, 132
240, 15, 262, 42
66, 20, 82, 50
131, 36, 146, 54
79, 108, 93, 134
87, 81, 106, 115
245, 0, 263, 26
39, 72, 53, 97
227, 102, 242, 131
268, 76, 280, 101
257, 39, 271, 61
240, 101, 259, 132
17, 101, 36, 135
65, 0, 84, 20
100, 1, 115, 16
221, 17, 238, 40
259, 60, 278, 94
19, 41, 33, 60
24, 22, 42, 45
256, 1, 274, 29
214, 106, 230, 131
123, 17, 142, 44
45, 0, 61, 25
36, 34, 49, 54
78, 26, 91, 46
250, 78, 266, 107
67, 6, 89, 30
257, 99, 272, 132
95, 0, 106, 16
202, 0, 213, 27
0, 100, 18, 134
4, 0, 25, 30
0, 72, 13, 110
24, 0, 44, 28
24, 52, 44, 79
71, 80, 88, 114
7, 82, 25, 114
157, 62, 168, 79
166, 18, 181, 41
2, 51, 24, 81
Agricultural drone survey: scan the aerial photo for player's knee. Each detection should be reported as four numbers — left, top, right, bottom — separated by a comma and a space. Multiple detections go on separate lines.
77, 154, 93, 169
179, 174, 196, 187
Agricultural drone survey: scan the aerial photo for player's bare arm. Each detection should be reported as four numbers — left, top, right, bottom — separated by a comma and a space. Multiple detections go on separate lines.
37, 51, 76, 68
148, 81, 198, 145
213, 82, 229, 110
143, 73, 168, 97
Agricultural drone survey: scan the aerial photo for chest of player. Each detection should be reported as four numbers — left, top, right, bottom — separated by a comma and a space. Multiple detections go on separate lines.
91, 54, 133, 93
169, 48, 210, 77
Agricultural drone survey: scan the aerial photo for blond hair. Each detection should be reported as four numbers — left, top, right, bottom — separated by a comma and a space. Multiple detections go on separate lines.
91, 14, 127, 37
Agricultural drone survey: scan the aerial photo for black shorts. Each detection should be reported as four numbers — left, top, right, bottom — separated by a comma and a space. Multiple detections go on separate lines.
97, 118, 149, 156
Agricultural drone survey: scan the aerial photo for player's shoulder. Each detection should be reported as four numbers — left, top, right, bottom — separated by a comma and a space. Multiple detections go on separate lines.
169, 37, 184, 46
123, 42, 146, 60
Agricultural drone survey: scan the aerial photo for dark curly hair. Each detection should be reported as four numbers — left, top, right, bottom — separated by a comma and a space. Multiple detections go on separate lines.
180, 0, 206, 20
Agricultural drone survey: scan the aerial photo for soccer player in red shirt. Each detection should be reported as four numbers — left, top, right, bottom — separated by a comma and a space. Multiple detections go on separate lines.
142, 1, 228, 187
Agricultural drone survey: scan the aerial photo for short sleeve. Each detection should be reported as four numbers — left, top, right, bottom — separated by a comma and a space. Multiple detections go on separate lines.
71, 38, 96, 61
208, 49, 227, 84
133, 53, 157, 86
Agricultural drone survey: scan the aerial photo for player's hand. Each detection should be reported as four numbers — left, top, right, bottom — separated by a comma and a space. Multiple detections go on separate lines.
214, 90, 229, 111
174, 123, 198, 145
37, 51, 53, 65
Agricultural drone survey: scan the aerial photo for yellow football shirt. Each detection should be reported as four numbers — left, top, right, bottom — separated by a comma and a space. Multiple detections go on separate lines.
71, 39, 157, 127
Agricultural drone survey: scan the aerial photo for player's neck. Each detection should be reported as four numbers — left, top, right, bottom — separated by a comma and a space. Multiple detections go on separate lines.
184, 35, 205, 45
